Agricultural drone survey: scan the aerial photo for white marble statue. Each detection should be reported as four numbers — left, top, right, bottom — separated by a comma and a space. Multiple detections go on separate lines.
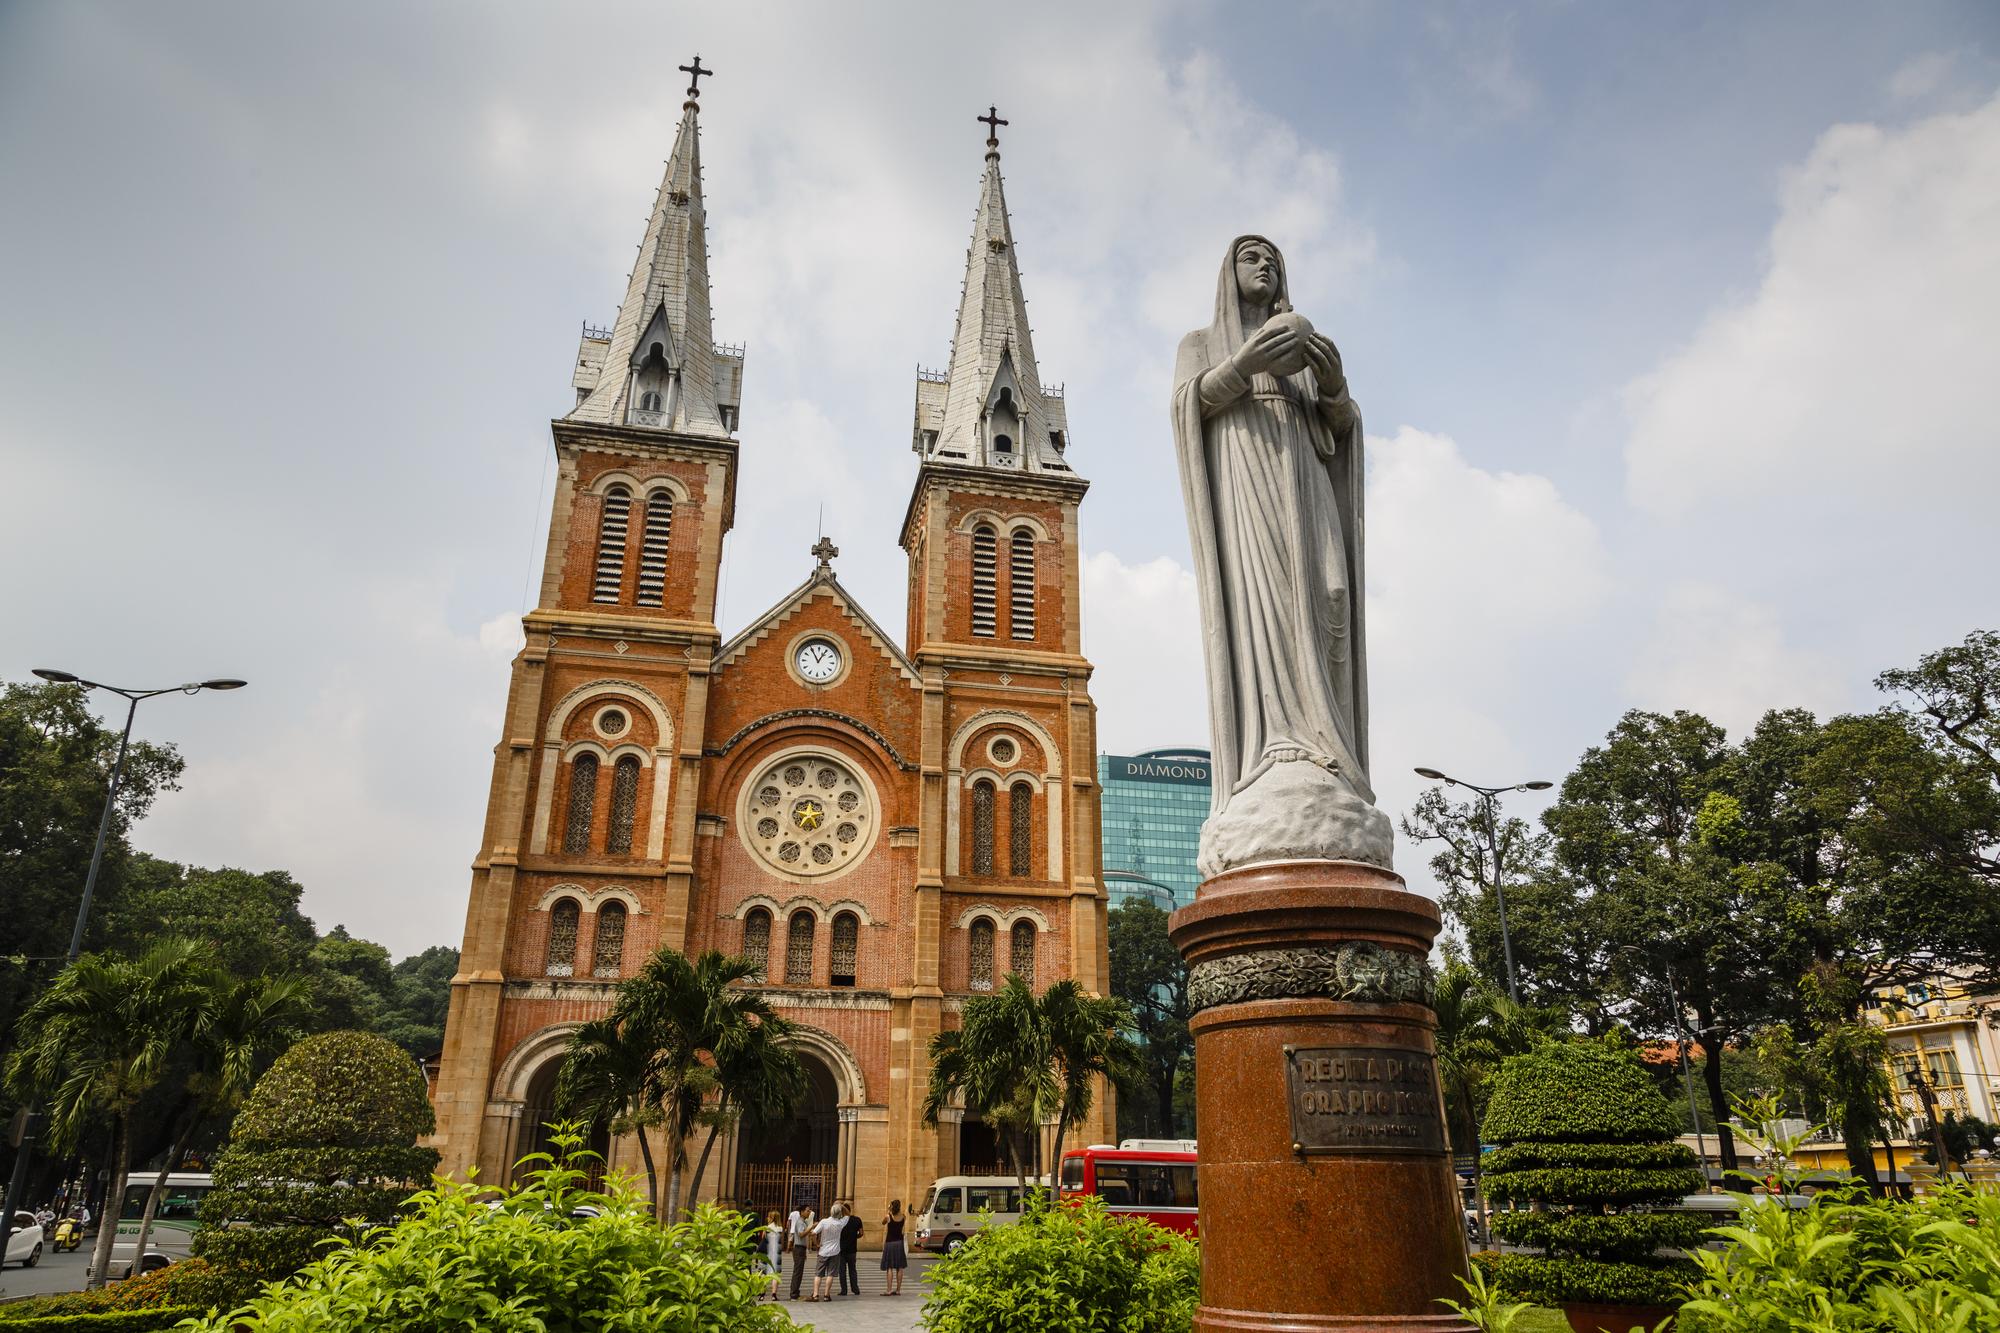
1172, 235, 1393, 876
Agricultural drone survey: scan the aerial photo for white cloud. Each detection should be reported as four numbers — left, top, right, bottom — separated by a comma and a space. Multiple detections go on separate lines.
1625, 91, 2000, 521
1888, 52, 1956, 102
1082, 551, 1205, 756
1625, 583, 1847, 736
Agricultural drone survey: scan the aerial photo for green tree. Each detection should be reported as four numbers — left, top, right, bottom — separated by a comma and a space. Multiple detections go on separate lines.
194, 1030, 438, 1288
684, 1012, 806, 1210
104, 859, 319, 983
129, 971, 313, 1266
377, 945, 459, 1056
1041, 979, 1140, 1184
1106, 900, 1192, 1139
5, 938, 218, 1288
554, 1014, 666, 1210
306, 926, 397, 1032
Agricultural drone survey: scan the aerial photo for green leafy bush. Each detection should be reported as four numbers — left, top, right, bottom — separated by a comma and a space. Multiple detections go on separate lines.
1480, 1041, 1702, 1310
193, 1030, 438, 1288
1678, 1183, 2000, 1332
175, 1125, 802, 1332
920, 1195, 1199, 1332
0, 1311, 202, 1331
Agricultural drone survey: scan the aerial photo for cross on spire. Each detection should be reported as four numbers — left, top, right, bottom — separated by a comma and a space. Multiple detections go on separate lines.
679, 55, 713, 99
978, 105, 1008, 149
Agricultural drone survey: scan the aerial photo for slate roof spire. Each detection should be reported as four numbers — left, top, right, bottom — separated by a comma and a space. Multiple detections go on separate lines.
911, 107, 1073, 476
568, 60, 740, 438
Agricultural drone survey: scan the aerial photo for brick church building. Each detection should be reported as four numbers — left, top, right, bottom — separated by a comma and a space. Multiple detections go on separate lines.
431, 79, 1112, 1221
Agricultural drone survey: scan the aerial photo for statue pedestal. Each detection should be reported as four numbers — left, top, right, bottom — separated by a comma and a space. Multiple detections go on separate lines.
1170, 861, 1474, 1332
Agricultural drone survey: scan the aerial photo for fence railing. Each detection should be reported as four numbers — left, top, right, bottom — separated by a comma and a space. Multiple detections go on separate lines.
739, 1162, 838, 1217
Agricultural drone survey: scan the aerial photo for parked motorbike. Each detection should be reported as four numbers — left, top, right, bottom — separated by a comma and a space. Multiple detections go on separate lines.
51, 1217, 82, 1253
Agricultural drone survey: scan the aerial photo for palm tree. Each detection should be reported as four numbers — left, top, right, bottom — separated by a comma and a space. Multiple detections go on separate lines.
925, 975, 1140, 1197
129, 972, 312, 1267
1040, 979, 1140, 1195
684, 1014, 807, 1209
555, 1014, 667, 1209
556, 946, 800, 1222
5, 938, 218, 1289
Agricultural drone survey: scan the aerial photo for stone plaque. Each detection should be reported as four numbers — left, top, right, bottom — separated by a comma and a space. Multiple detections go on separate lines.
1284, 1045, 1447, 1156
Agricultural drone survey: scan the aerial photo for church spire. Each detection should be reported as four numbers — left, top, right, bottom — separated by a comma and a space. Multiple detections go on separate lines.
911, 107, 1074, 476
568, 57, 742, 438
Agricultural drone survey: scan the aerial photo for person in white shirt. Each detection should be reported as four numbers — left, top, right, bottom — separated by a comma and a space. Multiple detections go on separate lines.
787, 1207, 814, 1300
810, 1202, 848, 1302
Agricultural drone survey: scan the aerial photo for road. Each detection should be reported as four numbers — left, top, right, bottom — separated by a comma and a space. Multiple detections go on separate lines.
0, 1244, 97, 1300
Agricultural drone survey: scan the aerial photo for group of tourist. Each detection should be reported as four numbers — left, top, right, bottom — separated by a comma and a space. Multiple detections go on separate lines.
763, 1198, 909, 1301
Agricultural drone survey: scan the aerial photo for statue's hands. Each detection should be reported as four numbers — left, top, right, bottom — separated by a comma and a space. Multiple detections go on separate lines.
1304, 334, 1346, 397
1232, 318, 1303, 379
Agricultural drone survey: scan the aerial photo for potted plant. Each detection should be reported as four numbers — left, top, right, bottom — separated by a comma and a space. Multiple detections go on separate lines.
1479, 1041, 1707, 1332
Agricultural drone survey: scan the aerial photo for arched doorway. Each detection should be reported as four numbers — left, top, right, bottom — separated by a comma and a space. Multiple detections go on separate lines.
735, 1048, 840, 1216
514, 1057, 611, 1191
959, 1112, 1042, 1178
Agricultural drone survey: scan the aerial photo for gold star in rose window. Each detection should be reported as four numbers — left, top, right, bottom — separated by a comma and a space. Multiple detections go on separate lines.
794, 801, 824, 831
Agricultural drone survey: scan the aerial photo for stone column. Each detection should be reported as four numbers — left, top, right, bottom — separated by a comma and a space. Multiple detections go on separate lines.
1171, 861, 1472, 1332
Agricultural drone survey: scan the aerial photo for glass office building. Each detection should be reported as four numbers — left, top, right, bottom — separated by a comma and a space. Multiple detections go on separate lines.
1096, 748, 1211, 911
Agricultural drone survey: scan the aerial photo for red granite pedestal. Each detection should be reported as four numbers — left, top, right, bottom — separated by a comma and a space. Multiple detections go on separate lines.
1170, 861, 1475, 1333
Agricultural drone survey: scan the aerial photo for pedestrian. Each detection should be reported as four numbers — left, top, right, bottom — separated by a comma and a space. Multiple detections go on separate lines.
838, 1200, 863, 1296
761, 1210, 785, 1301
788, 1204, 814, 1301
810, 1203, 847, 1301
880, 1198, 908, 1295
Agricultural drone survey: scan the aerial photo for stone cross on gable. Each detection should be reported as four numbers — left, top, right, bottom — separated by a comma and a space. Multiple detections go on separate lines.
679, 56, 713, 99
812, 536, 839, 574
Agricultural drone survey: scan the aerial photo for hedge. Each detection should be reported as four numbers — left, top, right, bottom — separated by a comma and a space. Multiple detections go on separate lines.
1482, 1140, 1696, 1174
0, 1310, 203, 1332
1482, 1042, 1681, 1144
1489, 1209, 1712, 1261
1482, 1165, 1707, 1206
1475, 1253, 1690, 1309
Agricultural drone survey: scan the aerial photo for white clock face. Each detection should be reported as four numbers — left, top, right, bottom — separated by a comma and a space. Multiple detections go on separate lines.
796, 639, 841, 683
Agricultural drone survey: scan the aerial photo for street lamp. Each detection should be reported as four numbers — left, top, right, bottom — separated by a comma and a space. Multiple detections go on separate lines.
1613, 945, 1709, 1176
1413, 768, 1551, 1004
1905, 1066, 1953, 1175
1, 671, 247, 1266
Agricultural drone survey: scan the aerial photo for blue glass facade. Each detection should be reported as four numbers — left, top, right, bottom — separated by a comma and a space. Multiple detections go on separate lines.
1096, 748, 1210, 912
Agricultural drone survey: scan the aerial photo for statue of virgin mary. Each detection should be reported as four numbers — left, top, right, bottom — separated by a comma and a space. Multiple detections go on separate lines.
1172, 235, 1393, 875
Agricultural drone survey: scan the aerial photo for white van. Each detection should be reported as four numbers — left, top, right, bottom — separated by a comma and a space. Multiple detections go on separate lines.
912, 1174, 1051, 1253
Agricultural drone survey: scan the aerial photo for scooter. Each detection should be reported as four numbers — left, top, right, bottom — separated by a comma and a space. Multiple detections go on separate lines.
51, 1217, 82, 1253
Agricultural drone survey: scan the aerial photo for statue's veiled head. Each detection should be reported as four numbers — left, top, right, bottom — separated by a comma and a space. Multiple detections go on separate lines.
1211, 235, 1292, 349
1234, 238, 1282, 307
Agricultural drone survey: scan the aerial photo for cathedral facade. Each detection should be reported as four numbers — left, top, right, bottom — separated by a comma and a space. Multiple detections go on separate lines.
431, 81, 1111, 1223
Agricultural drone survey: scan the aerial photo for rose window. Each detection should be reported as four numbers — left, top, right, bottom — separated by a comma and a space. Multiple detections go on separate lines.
740, 754, 874, 878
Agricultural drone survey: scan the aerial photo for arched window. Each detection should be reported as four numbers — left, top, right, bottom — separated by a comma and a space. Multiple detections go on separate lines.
562, 753, 599, 855
830, 912, 859, 987
1008, 782, 1033, 878
1010, 920, 1037, 988
546, 898, 581, 976
592, 901, 627, 978
971, 525, 997, 637
784, 910, 816, 985
1009, 528, 1036, 639
993, 433, 1013, 454
592, 485, 631, 603
605, 756, 641, 854
968, 918, 995, 992
636, 490, 673, 607
743, 908, 771, 982
971, 779, 996, 876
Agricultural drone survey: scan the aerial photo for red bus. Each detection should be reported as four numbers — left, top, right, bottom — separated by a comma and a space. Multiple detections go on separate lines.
1056, 1140, 1199, 1237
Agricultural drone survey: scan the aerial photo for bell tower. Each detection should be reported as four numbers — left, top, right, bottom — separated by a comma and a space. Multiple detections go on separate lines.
892, 109, 1111, 1191
433, 58, 744, 1183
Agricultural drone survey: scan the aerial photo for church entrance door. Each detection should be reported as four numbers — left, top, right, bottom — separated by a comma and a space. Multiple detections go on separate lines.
736, 1049, 841, 1216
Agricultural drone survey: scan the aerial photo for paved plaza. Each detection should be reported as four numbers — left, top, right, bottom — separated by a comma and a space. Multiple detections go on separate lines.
774, 1254, 935, 1332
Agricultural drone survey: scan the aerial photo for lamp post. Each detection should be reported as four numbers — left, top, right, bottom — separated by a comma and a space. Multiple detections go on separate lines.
1614, 945, 1709, 1178
1906, 1066, 1953, 1175
1412, 768, 1552, 1004
0, 670, 246, 1264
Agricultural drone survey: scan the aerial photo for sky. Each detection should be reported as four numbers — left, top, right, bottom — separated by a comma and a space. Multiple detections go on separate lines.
3, 1, 1997, 956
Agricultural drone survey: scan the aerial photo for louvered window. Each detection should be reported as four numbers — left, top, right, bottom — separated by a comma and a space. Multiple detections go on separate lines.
971, 525, 997, 637
743, 909, 771, 982
636, 491, 672, 607
1010, 921, 1037, 988
830, 912, 859, 987
1009, 528, 1036, 639
605, 756, 640, 854
562, 754, 599, 855
784, 910, 816, 985
969, 919, 995, 992
592, 902, 627, 977
592, 485, 631, 603
546, 899, 580, 977
1009, 783, 1033, 877
971, 780, 996, 876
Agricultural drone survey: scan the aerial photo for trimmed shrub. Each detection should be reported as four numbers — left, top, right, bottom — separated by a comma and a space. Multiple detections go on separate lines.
178, 1126, 802, 1332
1479, 1041, 1703, 1310
0, 1310, 202, 1331
921, 1195, 1199, 1332
192, 1030, 438, 1289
